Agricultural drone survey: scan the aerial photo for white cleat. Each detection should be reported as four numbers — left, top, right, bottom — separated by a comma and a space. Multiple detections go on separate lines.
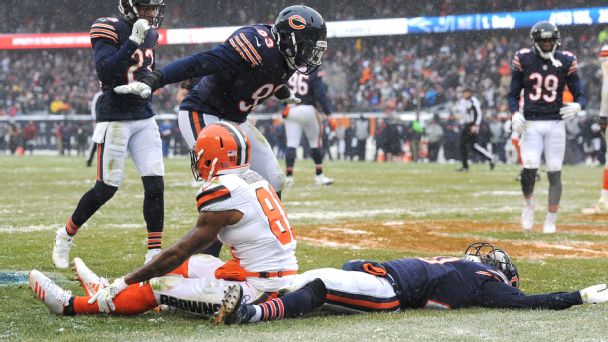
52, 228, 73, 269
315, 174, 334, 186
73, 257, 109, 296
580, 284, 608, 304
145, 248, 162, 264
284, 176, 294, 187
521, 206, 534, 231
581, 200, 608, 215
29, 270, 72, 315
543, 220, 556, 234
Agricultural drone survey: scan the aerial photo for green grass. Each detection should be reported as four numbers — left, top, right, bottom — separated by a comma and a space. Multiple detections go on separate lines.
2, 155, 608, 341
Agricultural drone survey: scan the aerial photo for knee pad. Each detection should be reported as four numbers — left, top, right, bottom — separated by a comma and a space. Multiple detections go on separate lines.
285, 147, 297, 161
94, 180, 118, 204
520, 168, 537, 196
142, 176, 164, 195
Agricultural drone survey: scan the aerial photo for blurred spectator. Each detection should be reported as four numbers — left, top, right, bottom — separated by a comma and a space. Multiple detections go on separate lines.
23, 120, 37, 155
425, 115, 444, 162
75, 121, 88, 157
7, 122, 21, 154
159, 119, 173, 157
54, 122, 64, 155
355, 115, 369, 161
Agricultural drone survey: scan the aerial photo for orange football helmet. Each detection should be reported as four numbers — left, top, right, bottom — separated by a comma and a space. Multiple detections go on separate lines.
190, 122, 251, 181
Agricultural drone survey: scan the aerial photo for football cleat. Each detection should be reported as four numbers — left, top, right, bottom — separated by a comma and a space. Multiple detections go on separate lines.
285, 176, 294, 187
581, 199, 608, 215
73, 257, 109, 296
213, 284, 246, 326
29, 270, 72, 315
542, 219, 556, 234
52, 228, 73, 269
145, 248, 162, 264
521, 205, 535, 231
457, 167, 469, 173
315, 174, 334, 186
580, 284, 608, 304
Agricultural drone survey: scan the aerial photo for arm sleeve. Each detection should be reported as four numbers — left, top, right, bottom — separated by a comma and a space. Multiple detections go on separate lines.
565, 55, 586, 109
159, 44, 243, 86
508, 56, 524, 114
91, 38, 139, 85
480, 281, 583, 310
311, 73, 333, 115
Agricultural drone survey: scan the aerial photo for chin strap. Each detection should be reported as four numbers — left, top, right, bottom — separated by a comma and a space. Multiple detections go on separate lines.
535, 43, 562, 68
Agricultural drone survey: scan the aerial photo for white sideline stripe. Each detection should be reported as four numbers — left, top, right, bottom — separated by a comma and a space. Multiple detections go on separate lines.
298, 237, 362, 250
0, 223, 144, 234
318, 227, 371, 235
287, 206, 520, 220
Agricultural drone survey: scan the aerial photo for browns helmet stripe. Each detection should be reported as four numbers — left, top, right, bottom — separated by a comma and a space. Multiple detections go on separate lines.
215, 121, 248, 166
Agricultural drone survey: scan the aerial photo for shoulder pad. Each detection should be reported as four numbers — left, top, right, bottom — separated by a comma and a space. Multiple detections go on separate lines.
560, 50, 576, 59
90, 18, 120, 44
196, 180, 231, 211
226, 26, 270, 68
516, 48, 532, 55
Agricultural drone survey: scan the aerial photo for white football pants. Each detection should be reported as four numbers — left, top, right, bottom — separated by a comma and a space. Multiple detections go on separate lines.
520, 120, 565, 171
284, 105, 323, 149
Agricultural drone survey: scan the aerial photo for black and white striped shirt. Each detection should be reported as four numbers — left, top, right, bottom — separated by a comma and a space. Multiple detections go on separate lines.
459, 95, 483, 126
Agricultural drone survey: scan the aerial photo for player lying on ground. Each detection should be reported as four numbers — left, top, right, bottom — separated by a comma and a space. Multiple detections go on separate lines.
29, 123, 298, 317
214, 242, 608, 325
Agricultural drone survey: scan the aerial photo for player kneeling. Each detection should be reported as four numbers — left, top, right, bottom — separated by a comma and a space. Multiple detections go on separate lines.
29, 123, 298, 317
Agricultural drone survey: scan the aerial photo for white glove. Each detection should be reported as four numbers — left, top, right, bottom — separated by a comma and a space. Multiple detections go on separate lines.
559, 102, 581, 121
114, 82, 152, 98
580, 284, 608, 304
278, 93, 301, 105
88, 277, 128, 313
129, 19, 150, 45
511, 112, 526, 135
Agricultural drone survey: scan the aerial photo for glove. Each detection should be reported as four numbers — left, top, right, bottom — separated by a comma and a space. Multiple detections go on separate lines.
114, 70, 163, 98
580, 284, 608, 304
511, 112, 526, 135
88, 277, 129, 313
129, 19, 150, 45
600, 117, 607, 137
559, 102, 581, 121
278, 93, 301, 105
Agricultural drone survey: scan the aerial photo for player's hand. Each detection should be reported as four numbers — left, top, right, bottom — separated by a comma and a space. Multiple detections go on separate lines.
599, 117, 607, 137
559, 102, 581, 121
511, 112, 525, 135
129, 19, 150, 45
470, 125, 479, 134
114, 82, 152, 98
88, 277, 128, 313
580, 284, 608, 304
278, 93, 301, 105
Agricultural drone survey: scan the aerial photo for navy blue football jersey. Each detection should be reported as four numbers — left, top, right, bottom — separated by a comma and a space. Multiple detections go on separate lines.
173, 25, 294, 123
287, 68, 332, 114
508, 49, 586, 121
90, 17, 158, 122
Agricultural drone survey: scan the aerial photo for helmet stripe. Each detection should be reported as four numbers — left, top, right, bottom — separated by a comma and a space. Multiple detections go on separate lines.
216, 121, 248, 166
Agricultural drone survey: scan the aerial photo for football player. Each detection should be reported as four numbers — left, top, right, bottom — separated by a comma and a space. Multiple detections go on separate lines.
116, 5, 328, 197
583, 44, 608, 214
30, 123, 298, 317
214, 242, 608, 325
282, 67, 334, 186
52, 0, 167, 269
508, 21, 586, 233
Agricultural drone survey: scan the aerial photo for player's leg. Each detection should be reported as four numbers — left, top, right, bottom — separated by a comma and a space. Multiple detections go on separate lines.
519, 121, 544, 231
129, 118, 165, 260
512, 131, 523, 180
53, 122, 128, 268
284, 108, 304, 186
239, 121, 287, 195
471, 131, 495, 170
459, 127, 470, 171
542, 121, 566, 234
177, 110, 204, 150
303, 110, 333, 185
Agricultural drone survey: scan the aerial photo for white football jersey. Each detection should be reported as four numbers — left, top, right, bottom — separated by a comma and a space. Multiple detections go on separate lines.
196, 169, 298, 289
600, 44, 608, 118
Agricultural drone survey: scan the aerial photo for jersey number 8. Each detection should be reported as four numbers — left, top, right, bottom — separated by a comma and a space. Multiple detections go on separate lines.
256, 186, 294, 245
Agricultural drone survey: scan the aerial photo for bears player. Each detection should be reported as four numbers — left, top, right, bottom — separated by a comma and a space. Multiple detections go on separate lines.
215, 242, 608, 325
116, 5, 328, 197
508, 21, 586, 233
52, 0, 167, 269
30, 123, 298, 317
584, 43, 608, 214
283, 67, 334, 186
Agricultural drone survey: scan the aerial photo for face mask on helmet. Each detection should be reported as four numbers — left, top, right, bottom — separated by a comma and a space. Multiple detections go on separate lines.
119, 0, 166, 28
464, 242, 520, 288
190, 122, 251, 182
273, 5, 328, 75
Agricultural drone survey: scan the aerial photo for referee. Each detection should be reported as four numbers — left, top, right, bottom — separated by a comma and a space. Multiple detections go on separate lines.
457, 88, 495, 172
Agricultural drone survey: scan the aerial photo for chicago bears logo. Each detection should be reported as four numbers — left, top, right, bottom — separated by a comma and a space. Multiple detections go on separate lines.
288, 15, 306, 30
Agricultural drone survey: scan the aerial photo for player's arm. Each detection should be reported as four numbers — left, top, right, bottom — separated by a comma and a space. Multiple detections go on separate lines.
471, 97, 482, 128
479, 280, 583, 310
124, 210, 242, 284
564, 55, 586, 109
311, 72, 333, 115
507, 54, 524, 115
274, 84, 301, 104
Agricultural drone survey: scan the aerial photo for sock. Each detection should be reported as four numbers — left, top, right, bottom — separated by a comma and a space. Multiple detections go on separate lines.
524, 197, 534, 207
285, 147, 296, 176
311, 148, 324, 175
147, 232, 162, 250
286, 167, 294, 177
521, 168, 537, 198
65, 218, 80, 236
72, 283, 157, 315
546, 211, 558, 223
142, 176, 164, 250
